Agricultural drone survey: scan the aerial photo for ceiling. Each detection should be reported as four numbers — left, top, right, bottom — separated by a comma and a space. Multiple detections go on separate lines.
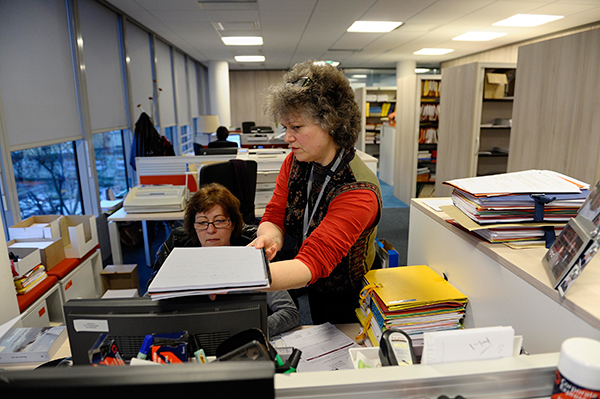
104, 0, 600, 70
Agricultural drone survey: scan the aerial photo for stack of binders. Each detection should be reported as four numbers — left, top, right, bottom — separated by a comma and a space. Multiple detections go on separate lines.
442, 170, 590, 247
12, 261, 48, 295
356, 265, 468, 350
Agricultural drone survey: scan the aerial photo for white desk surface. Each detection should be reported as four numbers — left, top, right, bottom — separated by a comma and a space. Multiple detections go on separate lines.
411, 198, 600, 331
107, 207, 185, 222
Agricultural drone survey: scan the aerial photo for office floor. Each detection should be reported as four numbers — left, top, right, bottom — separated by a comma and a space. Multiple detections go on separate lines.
118, 178, 409, 325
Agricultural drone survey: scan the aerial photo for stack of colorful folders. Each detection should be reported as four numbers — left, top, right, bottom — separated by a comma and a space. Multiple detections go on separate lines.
356, 265, 468, 348
442, 170, 590, 247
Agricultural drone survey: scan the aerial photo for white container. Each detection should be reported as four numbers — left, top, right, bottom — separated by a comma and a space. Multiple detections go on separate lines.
553, 337, 600, 396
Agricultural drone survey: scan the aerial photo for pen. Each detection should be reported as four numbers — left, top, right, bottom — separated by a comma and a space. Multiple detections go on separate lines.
137, 334, 154, 360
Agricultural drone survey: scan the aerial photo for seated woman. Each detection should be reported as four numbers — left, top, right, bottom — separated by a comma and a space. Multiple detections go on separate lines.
147, 183, 300, 336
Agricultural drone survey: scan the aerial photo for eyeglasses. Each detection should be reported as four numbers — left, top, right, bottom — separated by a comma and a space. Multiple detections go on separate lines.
288, 76, 313, 87
194, 219, 231, 231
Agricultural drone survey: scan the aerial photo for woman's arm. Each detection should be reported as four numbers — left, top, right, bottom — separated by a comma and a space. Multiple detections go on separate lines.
267, 290, 301, 335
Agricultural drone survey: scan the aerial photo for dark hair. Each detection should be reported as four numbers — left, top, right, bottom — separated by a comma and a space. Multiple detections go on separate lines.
216, 126, 229, 141
183, 183, 243, 244
262, 60, 360, 149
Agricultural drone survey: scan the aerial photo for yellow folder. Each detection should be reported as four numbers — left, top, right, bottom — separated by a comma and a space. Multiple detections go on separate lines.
363, 265, 468, 312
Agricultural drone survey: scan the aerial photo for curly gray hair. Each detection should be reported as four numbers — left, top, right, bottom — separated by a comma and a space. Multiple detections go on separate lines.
263, 60, 360, 149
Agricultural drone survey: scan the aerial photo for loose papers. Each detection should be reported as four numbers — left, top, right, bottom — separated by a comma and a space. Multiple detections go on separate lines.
442, 170, 590, 247
147, 247, 270, 299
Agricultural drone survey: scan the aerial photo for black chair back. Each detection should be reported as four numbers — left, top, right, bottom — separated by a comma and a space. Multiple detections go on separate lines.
242, 121, 255, 133
199, 159, 258, 225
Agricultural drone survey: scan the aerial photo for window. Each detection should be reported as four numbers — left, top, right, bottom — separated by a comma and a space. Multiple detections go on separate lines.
94, 130, 129, 200
11, 142, 82, 219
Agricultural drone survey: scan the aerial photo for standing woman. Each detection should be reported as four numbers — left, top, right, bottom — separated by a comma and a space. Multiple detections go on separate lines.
249, 60, 382, 324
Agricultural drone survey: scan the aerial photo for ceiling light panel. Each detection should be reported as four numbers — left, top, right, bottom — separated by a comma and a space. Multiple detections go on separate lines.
453, 31, 507, 41
413, 48, 454, 55
222, 36, 263, 45
493, 14, 564, 27
234, 55, 265, 62
347, 21, 403, 33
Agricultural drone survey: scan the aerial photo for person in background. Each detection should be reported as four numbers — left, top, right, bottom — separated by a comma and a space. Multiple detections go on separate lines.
249, 60, 382, 324
208, 126, 238, 148
148, 183, 300, 336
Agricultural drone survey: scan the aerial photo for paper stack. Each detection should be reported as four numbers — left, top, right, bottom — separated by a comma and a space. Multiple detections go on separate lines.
8, 249, 48, 295
442, 170, 590, 247
356, 265, 468, 348
147, 246, 271, 300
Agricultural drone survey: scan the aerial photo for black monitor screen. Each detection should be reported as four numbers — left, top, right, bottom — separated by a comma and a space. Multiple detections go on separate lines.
0, 361, 275, 398
196, 147, 238, 156
63, 293, 269, 365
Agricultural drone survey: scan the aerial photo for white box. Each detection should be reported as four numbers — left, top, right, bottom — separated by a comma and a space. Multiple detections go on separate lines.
58, 257, 98, 302
8, 247, 42, 276
61, 215, 99, 259
20, 298, 51, 328
102, 289, 139, 299
9, 215, 63, 241
349, 347, 382, 369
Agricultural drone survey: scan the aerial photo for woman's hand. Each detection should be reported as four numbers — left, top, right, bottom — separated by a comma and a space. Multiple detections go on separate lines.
248, 235, 280, 260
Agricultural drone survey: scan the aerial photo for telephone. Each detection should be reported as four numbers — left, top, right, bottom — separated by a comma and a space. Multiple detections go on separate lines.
379, 328, 417, 366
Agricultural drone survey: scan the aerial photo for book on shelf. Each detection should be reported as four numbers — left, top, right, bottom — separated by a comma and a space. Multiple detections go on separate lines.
0, 326, 67, 364
147, 246, 271, 299
14, 264, 47, 293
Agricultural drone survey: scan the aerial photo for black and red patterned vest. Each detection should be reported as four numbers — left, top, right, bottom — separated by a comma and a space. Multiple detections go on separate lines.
284, 147, 382, 294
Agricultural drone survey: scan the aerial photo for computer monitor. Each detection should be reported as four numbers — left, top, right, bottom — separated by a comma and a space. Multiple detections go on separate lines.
228, 133, 241, 147
63, 293, 269, 365
0, 361, 275, 398
208, 132, 241, 147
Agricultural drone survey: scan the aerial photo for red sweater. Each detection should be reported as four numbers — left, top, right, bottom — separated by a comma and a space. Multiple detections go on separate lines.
261, 153, 379, 284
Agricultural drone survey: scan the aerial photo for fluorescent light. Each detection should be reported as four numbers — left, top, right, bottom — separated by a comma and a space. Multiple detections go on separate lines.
414, 48, 454, 55
234, 55, 265, 62
453, 31, 507, 41
352, 74, 367, 78
222, 36, 263, 46
493, 14, 564, 27
347, 21, 402, 33
415, 68, 431, 74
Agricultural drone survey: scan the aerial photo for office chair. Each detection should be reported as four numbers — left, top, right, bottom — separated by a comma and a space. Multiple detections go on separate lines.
242, 121, 255, 133
199, 159, 258, 225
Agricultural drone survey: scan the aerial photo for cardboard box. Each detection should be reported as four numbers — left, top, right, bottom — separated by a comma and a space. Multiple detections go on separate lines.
100, 264, 139, 294
7, 238, 65, 271
61, 215, 99, 258
9, 215, 63, 241
7, 246, 41, 276
375, 238, 399, 268
484, 73, 508, 99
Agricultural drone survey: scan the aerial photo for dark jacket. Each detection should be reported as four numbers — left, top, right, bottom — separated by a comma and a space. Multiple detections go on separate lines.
146, 224, 300, 336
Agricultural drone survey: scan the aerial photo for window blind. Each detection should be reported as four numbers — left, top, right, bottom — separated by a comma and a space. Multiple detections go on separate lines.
124, 21, 154, 123
174, 50, 190, 126
154, 39, 176, 128
79, 0, 127, 133
188, 62, 200, 118
0, 0, 82, 150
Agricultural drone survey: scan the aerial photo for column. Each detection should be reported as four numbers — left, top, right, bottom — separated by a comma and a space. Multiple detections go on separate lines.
396, 60, 416, 80
208, 60, 231, 127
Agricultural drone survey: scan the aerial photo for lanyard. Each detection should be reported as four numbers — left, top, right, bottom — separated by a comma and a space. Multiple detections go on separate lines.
302, 151, 344, 241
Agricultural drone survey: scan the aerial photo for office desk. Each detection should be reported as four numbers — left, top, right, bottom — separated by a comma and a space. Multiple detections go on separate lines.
107, 208, 185, 267
407, 198, 600, 354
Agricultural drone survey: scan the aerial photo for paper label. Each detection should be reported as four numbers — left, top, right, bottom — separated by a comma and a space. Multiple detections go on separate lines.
552, 370, 600, 398
73, 319, 109, 333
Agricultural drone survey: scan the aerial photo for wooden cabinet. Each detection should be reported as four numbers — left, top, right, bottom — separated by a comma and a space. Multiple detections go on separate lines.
355, 86, 396, 156
394, 75, 441, 204
435, 62, 516, 197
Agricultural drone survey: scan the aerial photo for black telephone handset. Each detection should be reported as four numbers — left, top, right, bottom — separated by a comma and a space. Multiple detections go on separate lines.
379, 328, 417, 366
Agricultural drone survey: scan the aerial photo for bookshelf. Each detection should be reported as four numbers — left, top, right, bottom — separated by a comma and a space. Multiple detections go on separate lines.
355, 86, 396, 156
394, 75, 441, 204
435, 62, 516, 198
